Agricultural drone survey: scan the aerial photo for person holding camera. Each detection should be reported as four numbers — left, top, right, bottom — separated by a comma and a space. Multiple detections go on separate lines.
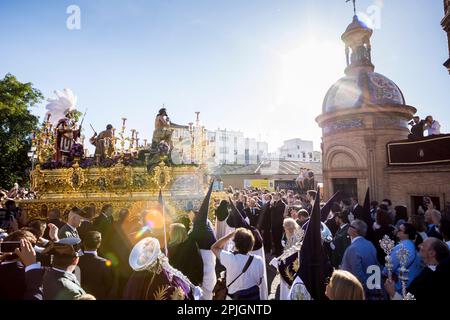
408, 116, 426, 139
0, 200, 22, 232
0, 230, 38, 300
211, 228, 264, 300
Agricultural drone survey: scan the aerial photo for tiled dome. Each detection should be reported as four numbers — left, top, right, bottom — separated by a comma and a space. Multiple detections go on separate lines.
322, 71, 405, 113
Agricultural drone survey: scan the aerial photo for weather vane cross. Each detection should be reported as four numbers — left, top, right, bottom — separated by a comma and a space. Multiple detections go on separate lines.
346, 0, 357, 16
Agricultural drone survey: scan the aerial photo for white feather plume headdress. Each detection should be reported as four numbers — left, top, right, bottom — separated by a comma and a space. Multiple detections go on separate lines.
45, 88, 78, 125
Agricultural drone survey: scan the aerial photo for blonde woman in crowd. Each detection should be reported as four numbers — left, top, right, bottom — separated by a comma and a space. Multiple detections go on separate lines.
325, 270, 365, 300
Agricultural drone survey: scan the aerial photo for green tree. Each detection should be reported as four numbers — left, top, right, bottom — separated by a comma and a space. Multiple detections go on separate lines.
0, 73, 43, 189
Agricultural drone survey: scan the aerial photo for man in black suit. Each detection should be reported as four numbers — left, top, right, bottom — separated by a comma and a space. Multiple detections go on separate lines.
244, 198, 261, 228
78, 231, 114, 300
325, 202, 341, 237
270, 192, 286, 257
304, 190, 317, 215
93, 204, 114, 236
257, 194, 272, 253
78, 205, 96, 242
350, 196, 364, 221
330, 211, 351, 268
93, 204, 115, 255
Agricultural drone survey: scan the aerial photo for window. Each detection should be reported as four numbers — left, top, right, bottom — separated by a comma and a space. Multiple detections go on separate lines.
302, 152, 306, 158
309, 152, 313, 159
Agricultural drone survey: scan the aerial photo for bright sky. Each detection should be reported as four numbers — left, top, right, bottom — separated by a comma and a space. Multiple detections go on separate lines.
1, 0, 449, 153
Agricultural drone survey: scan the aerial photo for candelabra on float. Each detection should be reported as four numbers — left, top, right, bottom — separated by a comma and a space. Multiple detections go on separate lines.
34, 115, 56, 163
116, 118, 131, 157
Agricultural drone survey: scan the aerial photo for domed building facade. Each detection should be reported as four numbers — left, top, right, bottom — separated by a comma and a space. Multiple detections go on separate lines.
317, 15, 450, 212
316, 15, 417, 203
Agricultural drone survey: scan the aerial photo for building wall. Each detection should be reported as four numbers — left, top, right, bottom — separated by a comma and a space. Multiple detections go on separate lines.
386, 166, 450, 214
213, 129, 245, 165
212, 129, 269, 165
219, 173, 323, 190
319, 105, 416, 204
313, 151, 322, 162
257, 142, 269, 162
245, 138, 258, 165
171, 121, 269, 165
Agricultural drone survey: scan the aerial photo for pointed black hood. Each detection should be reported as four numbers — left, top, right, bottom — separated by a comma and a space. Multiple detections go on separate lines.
215, 200, 229, 222
193, 180, 214, 226
190, 181, 216, 250
320, 191, 341, 222
298, 186, 332, 300
361, 187, 374, 241
227, 197, 263, 251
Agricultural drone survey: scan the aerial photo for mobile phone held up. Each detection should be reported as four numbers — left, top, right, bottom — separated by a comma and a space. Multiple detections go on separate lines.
0, 241, 21, 253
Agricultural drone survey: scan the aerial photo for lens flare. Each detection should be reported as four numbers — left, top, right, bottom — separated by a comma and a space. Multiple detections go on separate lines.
104, 252, 119, 267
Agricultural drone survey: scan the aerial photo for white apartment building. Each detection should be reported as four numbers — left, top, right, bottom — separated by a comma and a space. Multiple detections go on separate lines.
213, 129, 246, 165
257, 141, 269, 162
172, 125, 269, 166
313, 151, 322, 162
279, 138, 317, 162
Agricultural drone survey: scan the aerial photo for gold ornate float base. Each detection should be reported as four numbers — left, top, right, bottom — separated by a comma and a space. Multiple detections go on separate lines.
18, 161, 211, 222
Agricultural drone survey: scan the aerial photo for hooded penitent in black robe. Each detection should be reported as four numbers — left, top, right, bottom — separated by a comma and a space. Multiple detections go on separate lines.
168, 238, 203, 286
188, 181, 217, 300
294, 187, 333, 300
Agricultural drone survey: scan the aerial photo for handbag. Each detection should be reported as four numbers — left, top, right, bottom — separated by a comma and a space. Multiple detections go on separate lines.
228, 285, 260, 300
212, 255, 254, 300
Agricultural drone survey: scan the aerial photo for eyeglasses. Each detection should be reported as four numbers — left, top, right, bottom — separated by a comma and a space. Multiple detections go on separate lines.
349, 225, 356, 229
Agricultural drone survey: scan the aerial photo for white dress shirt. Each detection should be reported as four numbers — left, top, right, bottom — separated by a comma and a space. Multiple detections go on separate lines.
427, 120, 441, 135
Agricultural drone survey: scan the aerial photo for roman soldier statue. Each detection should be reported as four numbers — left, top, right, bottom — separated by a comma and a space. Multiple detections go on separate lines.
45, 89, 80, 163
54, 110, 81, 163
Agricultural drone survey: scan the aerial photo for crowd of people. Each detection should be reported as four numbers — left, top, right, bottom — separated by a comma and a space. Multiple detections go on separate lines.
1, 184, 450, 301
0, 184, 36, 202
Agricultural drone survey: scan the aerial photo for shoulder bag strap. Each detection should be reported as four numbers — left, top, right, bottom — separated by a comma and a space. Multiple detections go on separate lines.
227, 255, 254, 288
